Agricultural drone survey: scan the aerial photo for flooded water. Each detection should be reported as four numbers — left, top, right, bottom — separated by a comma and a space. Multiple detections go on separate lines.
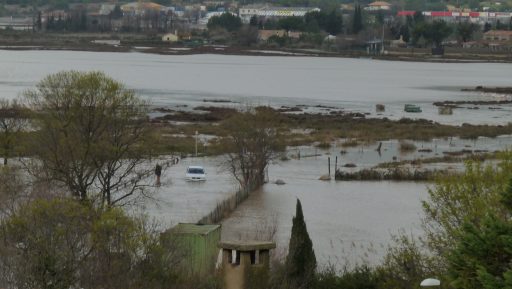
1, 50, 512, 125
143, 156, 236, 227
144, 153, 429, 267
292, 134, 512, 171
2, 50, 508, 266
146, 132, 511, 266
221, 160, 429, 267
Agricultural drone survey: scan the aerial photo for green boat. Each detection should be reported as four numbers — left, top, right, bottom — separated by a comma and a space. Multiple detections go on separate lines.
404, 104, 422, 113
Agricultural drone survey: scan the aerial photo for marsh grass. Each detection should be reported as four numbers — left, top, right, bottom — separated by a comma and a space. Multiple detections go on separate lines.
399, 141, 417, 153
149, 107, 512, 156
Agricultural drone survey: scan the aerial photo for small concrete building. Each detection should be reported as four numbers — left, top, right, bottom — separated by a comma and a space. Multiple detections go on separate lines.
219, 241, 276, 289
165, 223, 221, 277
366, 38, 383, 55
390, 35, 406, 48
162, 32, 179, 42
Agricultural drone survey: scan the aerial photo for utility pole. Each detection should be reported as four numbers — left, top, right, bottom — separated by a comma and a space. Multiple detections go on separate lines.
381, 22, 385, 54
195, 130, 198, 157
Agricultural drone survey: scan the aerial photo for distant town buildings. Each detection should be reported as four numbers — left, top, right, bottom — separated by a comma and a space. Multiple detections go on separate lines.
238, 5, 320, 23
1, 0, 512, 53
397, 10, 512, 24
0, 16, 33, 30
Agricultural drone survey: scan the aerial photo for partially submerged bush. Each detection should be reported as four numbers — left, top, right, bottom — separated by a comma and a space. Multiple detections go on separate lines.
399, 141, 417, 153
316, 141, 331, 149
341, 139, 359, 148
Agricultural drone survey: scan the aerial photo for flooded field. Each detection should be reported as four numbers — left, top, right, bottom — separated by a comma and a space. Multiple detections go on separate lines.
144, 156, 236, 227
1, 50, 512, 125
2, 49, 510, 267
143, 133, 511, 266
144, 154, 428, 266
292, 134, 512, 171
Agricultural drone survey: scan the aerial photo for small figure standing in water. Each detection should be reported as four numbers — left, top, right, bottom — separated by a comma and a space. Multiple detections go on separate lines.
155, 163, 162, 186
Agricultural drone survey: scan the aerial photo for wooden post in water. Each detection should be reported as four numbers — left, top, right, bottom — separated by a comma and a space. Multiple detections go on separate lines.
335, 156, 338, 172
328, 157, 331, 177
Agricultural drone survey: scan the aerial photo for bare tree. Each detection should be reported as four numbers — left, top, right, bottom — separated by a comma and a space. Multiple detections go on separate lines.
25, 71, 151, 207
0, 166, 28, 218
0, 98, 29, 165
222, 108, 283, 192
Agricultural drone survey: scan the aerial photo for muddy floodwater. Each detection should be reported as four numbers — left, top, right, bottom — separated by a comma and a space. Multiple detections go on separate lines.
221, 180, 427, 267
144, 133, 512, 266
144, 156, 236, 227
1, 50, 512, 125
146, 154, 429, 267
2, 50, 509, 266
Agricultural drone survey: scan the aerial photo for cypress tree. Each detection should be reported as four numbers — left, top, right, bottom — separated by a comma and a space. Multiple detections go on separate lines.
352, 4, 363, 34
285, 199, 316, 289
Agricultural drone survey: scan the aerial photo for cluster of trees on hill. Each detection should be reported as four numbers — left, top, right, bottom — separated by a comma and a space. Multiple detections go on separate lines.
260, 10, 344, 35
206, 9, 344, 46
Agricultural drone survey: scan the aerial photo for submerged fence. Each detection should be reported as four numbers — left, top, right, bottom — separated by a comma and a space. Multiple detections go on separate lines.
197, 183, 257, 225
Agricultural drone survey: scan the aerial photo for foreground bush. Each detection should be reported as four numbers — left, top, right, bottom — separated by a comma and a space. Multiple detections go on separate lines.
0, 198, 181, 289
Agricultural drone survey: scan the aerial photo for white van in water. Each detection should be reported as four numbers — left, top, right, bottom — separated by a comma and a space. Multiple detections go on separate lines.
186, 166, 206, 181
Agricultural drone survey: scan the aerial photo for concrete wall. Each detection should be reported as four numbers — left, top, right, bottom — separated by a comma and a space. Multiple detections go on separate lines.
222, 249, 270, 289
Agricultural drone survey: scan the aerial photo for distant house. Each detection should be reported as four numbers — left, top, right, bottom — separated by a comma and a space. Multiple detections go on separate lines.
162, 32, 179, 42
87, 4, 117, 31
0, 17, 34, 31
258, 29, 286, 41
287, 31, 302, 39
483, 30, 512, 42
121, 1, 167, 15
462, 41, 479, 48
324, 34, 337, 42
365, 1, 392, 11
390, 35, 406, 48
